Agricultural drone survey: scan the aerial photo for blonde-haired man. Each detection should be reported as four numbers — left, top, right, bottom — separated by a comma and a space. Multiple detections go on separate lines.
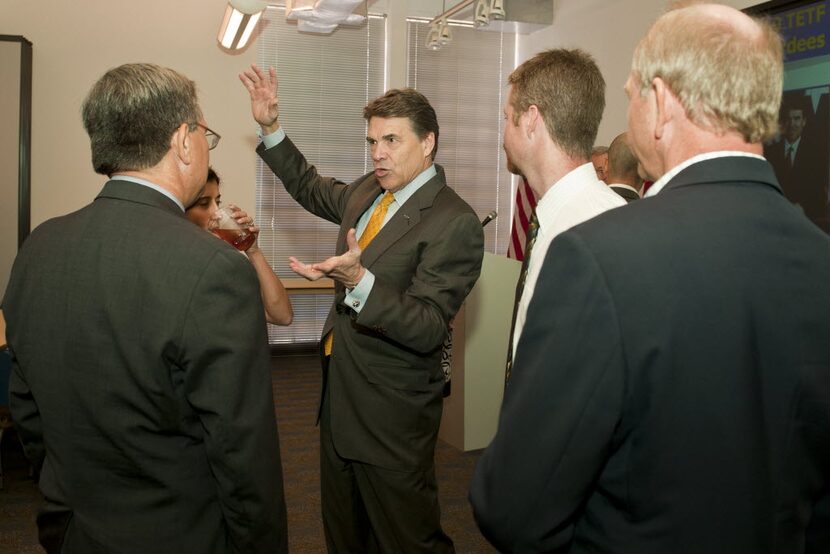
471, 4, 830, 552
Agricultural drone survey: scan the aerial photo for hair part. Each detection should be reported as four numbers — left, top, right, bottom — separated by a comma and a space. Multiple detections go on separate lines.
363, 88, 440, 160
630, 6, 783, 143
82, 63, 202, 176
508, 48, 606, 160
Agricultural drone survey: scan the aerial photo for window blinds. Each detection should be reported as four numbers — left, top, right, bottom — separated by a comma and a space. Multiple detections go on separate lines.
256, 7, 386, 344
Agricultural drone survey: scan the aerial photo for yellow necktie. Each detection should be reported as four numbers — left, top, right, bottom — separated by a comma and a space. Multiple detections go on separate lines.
324, 191, 395, 355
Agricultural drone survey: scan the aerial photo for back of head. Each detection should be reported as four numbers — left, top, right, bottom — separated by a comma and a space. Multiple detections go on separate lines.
82, 63, 202, 176
607, 133, 641, 187
630, 3, 783, 143
364, 88, 440, 160
592, 146, 609, 158
509, 49, 606, 160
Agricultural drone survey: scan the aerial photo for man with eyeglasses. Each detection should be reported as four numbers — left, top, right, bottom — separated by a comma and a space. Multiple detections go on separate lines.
2, 63, 287, 553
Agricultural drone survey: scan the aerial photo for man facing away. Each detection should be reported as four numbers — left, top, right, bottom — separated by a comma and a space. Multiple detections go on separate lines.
605, 131, 642, 202
471, 4, 830, 553
3, 63, 287, 553
240, 65, 484, 553
502, 49, 625, 383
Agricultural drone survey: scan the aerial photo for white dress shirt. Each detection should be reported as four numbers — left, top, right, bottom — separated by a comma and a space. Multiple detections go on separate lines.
512, 162, 626, 357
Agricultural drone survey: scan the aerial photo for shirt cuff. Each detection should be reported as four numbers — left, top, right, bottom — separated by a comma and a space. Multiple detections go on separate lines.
343, 270, 374, 313
261, 128, 286, 150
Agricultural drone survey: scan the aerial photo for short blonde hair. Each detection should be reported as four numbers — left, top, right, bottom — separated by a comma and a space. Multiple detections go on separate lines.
631, 6, 783, 143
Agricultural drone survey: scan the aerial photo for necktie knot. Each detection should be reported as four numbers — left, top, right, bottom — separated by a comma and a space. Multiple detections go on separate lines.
358, 191, 396, 250
380, 191, 395, 208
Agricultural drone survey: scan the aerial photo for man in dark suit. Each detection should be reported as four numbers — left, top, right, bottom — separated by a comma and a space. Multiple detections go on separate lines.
240, 65, 483, 552
764, 94, 829, 231
605, 132, 642, 202
3, 63, 287, 553
471, 4, 830, 552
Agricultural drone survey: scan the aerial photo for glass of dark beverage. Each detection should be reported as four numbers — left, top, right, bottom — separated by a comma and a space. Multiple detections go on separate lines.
210, 206, 256, 251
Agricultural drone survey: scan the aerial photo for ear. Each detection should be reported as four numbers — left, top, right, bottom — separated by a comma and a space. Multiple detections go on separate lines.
421, 131, 436, 159
525, 104, 540, 137
170, 122, 194, 165
652, 77, 677, 140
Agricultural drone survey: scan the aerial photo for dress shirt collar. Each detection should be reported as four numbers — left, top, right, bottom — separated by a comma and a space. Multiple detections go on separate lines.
390, 164, 437, 206
535, 162, 601, 231
110, 175, 185, 211
645, 151, 766, 198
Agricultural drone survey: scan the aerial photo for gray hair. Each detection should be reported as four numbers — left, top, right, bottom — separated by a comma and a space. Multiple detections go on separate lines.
82, 63, 202, 176
631, 6, 783, 143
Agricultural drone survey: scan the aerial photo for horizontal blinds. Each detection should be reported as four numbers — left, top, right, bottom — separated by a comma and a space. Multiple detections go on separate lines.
406, 21, 516, 255
256, 8, 386, 344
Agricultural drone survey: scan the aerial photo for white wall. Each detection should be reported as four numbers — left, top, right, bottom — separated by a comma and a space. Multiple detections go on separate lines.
0, 0, 761, 229
1, 0, 259, 227
520, 0, 757, 146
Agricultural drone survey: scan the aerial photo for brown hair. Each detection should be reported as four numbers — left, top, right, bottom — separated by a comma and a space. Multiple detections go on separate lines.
508, 49, 606, 160
363, 88, 439, 160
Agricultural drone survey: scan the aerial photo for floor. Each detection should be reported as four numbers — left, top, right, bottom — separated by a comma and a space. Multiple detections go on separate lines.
0, 353, 496, 553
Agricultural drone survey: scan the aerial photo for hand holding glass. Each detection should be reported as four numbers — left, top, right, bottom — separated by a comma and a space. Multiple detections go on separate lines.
210, 206, 256, 251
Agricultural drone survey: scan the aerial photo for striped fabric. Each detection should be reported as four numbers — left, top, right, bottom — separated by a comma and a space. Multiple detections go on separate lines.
507, 178, 538, 261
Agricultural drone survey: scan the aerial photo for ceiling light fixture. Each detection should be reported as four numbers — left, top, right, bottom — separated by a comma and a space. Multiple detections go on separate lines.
286, 0, 366, 34
474, 0, 490, 28
439, 18, 452, 46
426, 22, 442, 50
217, 0, 267, 50
489, 0, 506, 21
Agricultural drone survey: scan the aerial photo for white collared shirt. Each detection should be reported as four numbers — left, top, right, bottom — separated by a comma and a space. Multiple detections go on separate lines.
512, 163, 626, 357
645, 151, 766, 197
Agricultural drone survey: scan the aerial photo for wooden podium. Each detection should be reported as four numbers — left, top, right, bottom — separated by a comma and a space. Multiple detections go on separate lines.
439, 252, 520, 451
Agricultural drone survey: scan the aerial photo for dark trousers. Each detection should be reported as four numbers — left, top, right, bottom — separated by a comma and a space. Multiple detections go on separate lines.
319, 384, 454, 554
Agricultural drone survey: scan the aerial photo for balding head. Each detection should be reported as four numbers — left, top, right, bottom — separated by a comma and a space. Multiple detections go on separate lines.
606, 133, 641, 189
629, 3, 783, 143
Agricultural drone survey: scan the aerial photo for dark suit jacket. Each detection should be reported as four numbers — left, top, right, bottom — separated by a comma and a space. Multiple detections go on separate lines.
765, 137, 828, 227
258, 137, 483, 471
4, 180, 287, 553
609, 184, 640, 203
471, 157, 830, 553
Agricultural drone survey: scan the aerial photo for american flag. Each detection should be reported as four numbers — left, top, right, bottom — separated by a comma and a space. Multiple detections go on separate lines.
507, 177, 538, 261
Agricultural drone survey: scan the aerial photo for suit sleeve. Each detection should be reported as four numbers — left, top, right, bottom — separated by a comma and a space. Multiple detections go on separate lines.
8, 349, 45, 471
355, 209, 484, 354
469, 231, 624, 552
180, 249, 287, 553
257, 136, 351, 225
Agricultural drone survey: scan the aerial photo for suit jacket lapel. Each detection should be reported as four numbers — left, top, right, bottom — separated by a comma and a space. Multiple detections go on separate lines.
338, 181, 382, 253
360, 166, 445, 269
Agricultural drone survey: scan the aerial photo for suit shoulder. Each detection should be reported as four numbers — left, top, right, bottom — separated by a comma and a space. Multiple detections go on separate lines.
434, 184, 477, 216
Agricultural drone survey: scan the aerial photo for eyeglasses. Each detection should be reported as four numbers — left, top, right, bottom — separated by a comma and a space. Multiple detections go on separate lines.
193, 122, 221, 150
